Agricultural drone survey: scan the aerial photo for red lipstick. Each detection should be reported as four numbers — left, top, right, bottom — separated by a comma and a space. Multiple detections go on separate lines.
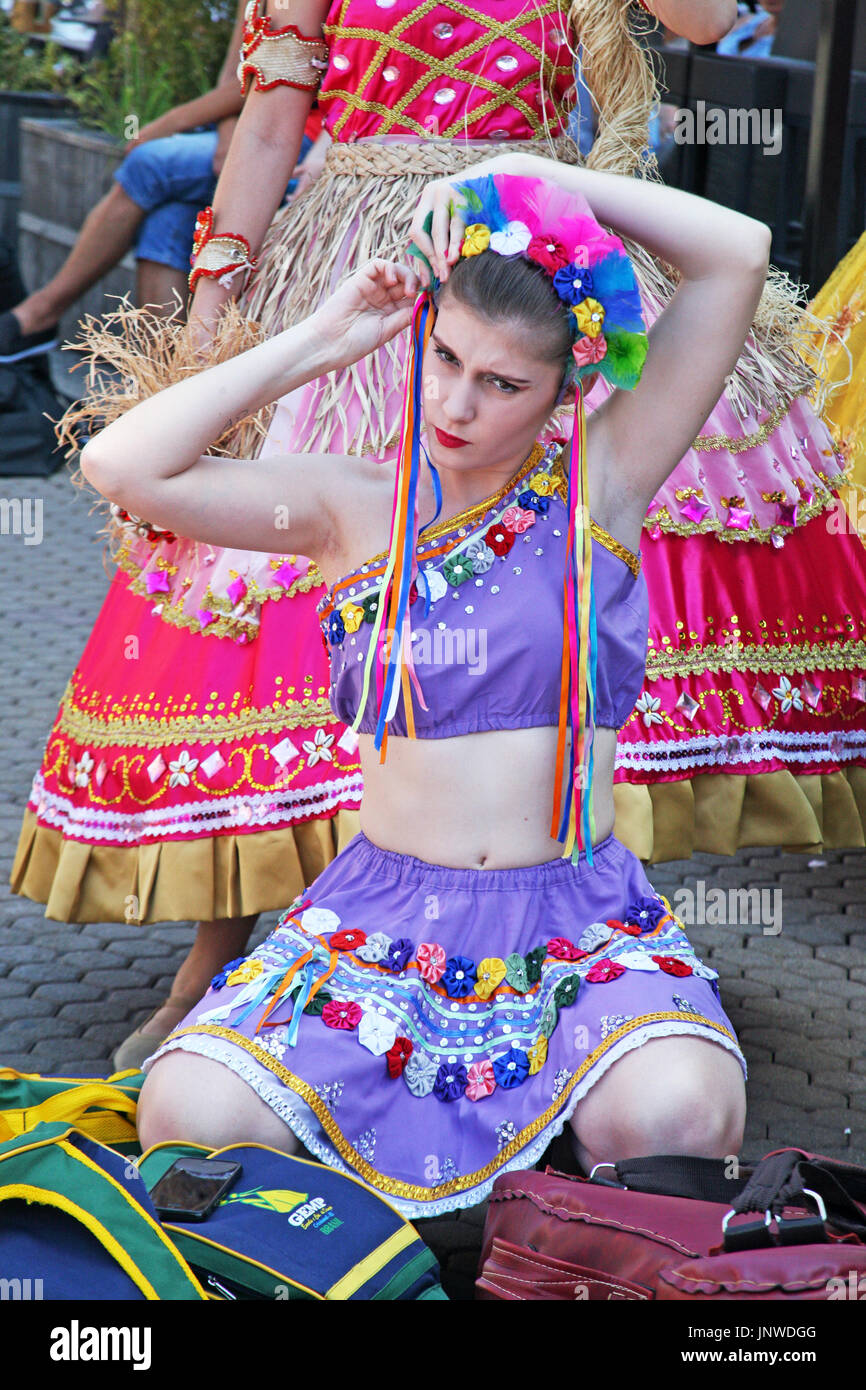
434, 427, 469, 449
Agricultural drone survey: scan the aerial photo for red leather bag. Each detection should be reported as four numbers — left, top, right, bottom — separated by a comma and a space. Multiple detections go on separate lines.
477, 1149, 866, 1301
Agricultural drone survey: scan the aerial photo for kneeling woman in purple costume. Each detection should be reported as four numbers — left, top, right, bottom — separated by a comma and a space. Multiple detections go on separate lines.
80, 152, 768, 1219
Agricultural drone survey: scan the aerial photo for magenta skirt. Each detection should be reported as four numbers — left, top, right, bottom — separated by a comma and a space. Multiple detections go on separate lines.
146, 832, 746, 1218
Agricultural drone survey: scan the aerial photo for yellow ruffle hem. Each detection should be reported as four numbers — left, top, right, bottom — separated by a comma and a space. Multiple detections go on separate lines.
9, 808, 361, 925
614, 767, 866, 863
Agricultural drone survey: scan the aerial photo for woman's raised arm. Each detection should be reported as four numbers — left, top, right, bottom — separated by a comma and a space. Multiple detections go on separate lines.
80, 261, 421, 558
189, 0, 333, 337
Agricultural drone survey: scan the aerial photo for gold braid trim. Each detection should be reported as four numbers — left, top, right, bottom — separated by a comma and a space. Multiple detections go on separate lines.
55, 690, 338, 750
164, 1010, 739, 1202
646, 472, 848, 542
645, 635, 866, 684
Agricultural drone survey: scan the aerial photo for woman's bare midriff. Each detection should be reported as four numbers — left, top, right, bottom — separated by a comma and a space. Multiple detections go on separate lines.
356, 724, 619, 868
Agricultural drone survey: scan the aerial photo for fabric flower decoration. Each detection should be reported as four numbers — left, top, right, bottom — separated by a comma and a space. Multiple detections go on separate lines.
340, 601, 365, 633
573, 333, 607, 368
484, 523, 515, 557
626, 895, 669, 933
528, 1035, 548, 1075
362, 592, 381, 623
524, 945, 546, 986
356, 931, 393, 963
474, 957, 507, 1000
461, 223, 491, 256
540, 1001, 558, 1037
504, 952, 530, 993
416, 941, 447, 984
615, 950, 659, 972
330, 928, 367, 952
300, 906, 341, 933
466, 1060, 496, 1101
210, 957, 247, 991
489, 219, 532, 255
553, 262, 594, 304
404, 1051, 438, 1097
419, 568, 447, 603
501, 504, 536, 534
303, 989, 332, 1016
226, 959, 264, 987
528, 235, 570, 273
547, 936, 582, 961
527, 471, 555, 498
576, 922, 613, 953
358, 1010, 398, 1056
463, 538, 495, 573
652, 955, 694, 978
611, 919, 642, 937
327, 612, 345, 645
434, 1062, 468, 1102
493, 1047, 530, 1089
386, 1036, 413, 1078
443, 552, 475, 586
517, 489, 550, 515
322, 999, 362, 1030
441, 955, 477, 998
384, 937, 414, 973
554, 974, 580, 1008
586, 958, 626, 983
573, 297, 606, 339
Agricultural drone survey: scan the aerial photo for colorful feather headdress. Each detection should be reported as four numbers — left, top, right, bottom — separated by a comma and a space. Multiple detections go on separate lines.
357, 172, 648, 864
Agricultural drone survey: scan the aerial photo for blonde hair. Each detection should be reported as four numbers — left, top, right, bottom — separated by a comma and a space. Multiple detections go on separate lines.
568, 0, 661, 177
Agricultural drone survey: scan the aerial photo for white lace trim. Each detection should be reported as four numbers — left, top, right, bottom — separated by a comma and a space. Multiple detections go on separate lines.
615, 726, 866, 774
28, 770, 363, 842
145, 1021, 747, 1220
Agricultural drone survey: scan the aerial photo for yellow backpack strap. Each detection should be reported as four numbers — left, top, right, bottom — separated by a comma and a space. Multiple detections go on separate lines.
0, 1082, 139, 1146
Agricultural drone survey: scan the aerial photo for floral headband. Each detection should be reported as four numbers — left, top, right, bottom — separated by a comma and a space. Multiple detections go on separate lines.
448, 172, 648, 390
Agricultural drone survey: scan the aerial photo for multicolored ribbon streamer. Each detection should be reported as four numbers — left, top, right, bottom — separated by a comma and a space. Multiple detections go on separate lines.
352, 292, 437, 753
551, 384, 597, 866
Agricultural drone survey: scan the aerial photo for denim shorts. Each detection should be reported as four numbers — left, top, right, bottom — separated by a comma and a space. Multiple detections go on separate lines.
115, 128, 307, 273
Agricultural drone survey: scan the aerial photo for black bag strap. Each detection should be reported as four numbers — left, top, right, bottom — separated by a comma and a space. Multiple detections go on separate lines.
731, 1151, 866, 1238
600, 1154, 751, 1205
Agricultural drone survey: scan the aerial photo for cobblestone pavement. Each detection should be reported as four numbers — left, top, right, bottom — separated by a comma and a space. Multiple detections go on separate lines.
2, 470, 865, 1209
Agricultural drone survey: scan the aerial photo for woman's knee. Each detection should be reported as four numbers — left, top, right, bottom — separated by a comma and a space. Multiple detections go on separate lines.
137, 1051, 300, 1155
572, 1037, 746, 1163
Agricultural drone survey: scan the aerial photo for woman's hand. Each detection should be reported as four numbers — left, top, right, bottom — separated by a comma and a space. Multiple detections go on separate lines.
407, 152, 537, 284
310, 259, 421, 370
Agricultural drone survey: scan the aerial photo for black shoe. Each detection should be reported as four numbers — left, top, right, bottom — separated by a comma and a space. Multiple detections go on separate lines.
0, 240, 26, 314
0, 309, 59, 364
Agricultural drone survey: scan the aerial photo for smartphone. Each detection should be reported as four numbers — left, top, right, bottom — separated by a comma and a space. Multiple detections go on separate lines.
150, 1157, 243, 1223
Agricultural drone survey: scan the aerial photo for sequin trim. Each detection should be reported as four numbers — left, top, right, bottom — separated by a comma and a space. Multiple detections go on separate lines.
156, 1010, 740, 1203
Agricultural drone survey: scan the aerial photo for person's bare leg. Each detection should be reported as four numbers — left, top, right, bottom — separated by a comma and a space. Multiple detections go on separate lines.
571, 1036, 746, 1175
138, 1052, 302, 1153
13, 184, 145, 336
141, 913, 259, 1038
137, 259, 189, 321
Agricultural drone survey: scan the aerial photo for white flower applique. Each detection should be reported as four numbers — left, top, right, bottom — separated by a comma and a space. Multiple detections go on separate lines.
72, 751, 94, 788
635, 692, 664, 727
168, 750, 199, 787
772, 676, 804, 713
303, 729, 335, 766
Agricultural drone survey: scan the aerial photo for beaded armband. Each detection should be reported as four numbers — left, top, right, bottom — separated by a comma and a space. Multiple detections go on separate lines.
188, 206, 258, 294
237, 0, 328, 95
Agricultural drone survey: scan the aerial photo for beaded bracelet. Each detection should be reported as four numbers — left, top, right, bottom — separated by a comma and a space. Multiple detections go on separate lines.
238, 0, 329, 95
188, 206, 258, 294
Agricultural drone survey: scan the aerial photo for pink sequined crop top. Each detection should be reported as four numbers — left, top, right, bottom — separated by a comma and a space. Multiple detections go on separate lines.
317, 443, 649, 738
318, 0, 576, 142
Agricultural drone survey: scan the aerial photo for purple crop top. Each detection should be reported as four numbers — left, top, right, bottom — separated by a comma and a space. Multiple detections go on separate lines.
317, 442, 649, 737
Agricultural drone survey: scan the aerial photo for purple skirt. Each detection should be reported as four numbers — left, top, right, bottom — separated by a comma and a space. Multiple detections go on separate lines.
146, 832, 746, 1218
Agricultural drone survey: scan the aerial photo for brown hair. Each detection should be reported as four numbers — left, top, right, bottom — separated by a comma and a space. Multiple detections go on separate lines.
438, 250, 574, 374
